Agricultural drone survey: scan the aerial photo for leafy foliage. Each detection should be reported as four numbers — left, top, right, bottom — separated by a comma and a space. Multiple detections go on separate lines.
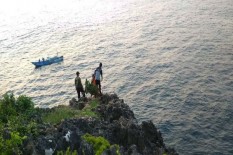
0, 92, 38, 154
0, 93, 35, 122
15, 95, 34, 114
57, 147, 78, 155
85, 79, 98, 96
82, 133, 110, 155
0, 93, 17, 122
0, 131, 27, 155
0, 92, 103, 154
82, 133, 121, 155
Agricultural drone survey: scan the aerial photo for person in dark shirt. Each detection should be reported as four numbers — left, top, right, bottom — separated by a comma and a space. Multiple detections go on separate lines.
75, 71, 85, 99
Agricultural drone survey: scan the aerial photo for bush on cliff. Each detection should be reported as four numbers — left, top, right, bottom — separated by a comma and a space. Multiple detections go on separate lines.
0, 131, 27, 155
0, 93, 34, 117
0, 92, 178, 155
0, 92, 38, 154
57, 147, 78, 155
85, 79, 98, 96
82, 133, 120, 155
0, 92, 102, 154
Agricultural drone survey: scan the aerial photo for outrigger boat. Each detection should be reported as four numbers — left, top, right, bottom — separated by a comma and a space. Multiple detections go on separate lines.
31, 56, 64, 68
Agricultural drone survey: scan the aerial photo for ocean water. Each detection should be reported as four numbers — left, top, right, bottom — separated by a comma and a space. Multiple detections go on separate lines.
0, 0, 233, 154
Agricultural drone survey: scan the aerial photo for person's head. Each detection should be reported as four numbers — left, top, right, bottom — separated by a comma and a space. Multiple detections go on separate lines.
76, 71, 80, 76
99, 62, 102, 68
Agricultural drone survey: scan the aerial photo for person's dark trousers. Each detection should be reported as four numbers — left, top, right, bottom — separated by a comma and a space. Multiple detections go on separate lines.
95, 80, 102, 94
76, 87, 85, 99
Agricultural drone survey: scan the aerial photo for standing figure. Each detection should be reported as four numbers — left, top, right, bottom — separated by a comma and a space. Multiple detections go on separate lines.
75, 71, 85, 99
94, 62, 103, 94
91, 74, 96, 85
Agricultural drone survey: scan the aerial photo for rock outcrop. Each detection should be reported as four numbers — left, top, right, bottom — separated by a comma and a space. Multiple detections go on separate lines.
24, 93, 178, 155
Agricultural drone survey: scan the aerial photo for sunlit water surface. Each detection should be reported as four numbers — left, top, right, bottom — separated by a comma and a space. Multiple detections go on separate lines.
0, 0, 233, 154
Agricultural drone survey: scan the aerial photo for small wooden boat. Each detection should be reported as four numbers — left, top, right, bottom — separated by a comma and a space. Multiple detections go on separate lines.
31, 56, 64, 68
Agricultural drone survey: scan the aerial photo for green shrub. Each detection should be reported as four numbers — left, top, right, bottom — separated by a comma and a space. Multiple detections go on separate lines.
0, 93, 17, 119
15, 95, 34, 114
0, 131, 26, 155
0, 93, 38, 154
57, 147, 78, 155
85, 79, 98, 96
0, 93, 35, 123
82, 134, 121, 155
82, 134, 110, 155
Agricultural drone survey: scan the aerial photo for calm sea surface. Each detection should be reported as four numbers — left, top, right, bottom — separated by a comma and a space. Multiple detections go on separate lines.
0, 0, 233, 154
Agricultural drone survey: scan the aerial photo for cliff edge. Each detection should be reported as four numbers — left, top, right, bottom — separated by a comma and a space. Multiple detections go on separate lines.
21, 93, 178, 155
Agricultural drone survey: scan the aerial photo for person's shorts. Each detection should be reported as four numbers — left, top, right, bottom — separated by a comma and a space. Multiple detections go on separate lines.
95, 80, 101, 86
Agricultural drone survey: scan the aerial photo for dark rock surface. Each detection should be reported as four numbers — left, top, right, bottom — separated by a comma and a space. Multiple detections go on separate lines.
26, 93, 178, 155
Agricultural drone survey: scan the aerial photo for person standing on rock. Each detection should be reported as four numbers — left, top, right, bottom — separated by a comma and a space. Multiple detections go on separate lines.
75, 71, 85, 99
94, 62, 103, 95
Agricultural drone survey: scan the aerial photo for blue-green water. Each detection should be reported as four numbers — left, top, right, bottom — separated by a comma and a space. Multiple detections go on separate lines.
0, 0, 232, 154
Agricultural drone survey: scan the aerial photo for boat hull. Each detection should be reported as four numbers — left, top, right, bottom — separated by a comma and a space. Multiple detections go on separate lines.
31, 56, 63, 68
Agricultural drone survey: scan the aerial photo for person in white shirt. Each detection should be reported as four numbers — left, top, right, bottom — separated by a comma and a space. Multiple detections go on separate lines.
94, 63, 103, 94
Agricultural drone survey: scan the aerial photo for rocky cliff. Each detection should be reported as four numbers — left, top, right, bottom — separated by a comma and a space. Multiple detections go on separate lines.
23, 93, 178, 155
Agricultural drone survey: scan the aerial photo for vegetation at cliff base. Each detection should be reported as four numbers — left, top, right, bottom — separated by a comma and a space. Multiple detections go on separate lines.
57, 147, 78, 155
0, 92, 102, 154
82, 133, 120, 155
0, 92, 38, 154
82, 133, 110, 155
